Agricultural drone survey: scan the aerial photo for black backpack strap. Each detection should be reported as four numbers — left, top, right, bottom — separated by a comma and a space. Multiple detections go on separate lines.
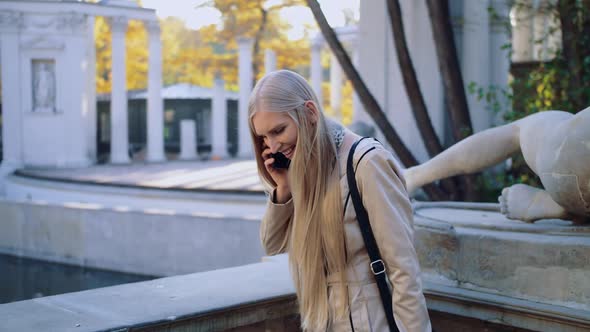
347, 138, 400, 332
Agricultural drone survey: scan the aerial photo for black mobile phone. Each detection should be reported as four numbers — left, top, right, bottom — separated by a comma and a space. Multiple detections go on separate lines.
270, 152, 291, 169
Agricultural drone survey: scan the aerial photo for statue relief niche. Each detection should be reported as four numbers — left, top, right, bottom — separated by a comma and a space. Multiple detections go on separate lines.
32, 59, 56, 113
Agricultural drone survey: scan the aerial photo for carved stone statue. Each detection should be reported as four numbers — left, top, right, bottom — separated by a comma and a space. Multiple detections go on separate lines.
404, 107, 590, 224
33, 60, 56, 112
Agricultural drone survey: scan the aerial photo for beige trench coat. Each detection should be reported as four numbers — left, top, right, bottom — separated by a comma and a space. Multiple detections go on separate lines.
260, 138, 432, 332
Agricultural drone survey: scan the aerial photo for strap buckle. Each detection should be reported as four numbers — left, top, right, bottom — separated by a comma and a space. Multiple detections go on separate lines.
370, 259, 386, 275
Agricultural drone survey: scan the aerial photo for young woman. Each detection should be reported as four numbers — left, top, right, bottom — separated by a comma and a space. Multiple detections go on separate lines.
249, 70, 431, 332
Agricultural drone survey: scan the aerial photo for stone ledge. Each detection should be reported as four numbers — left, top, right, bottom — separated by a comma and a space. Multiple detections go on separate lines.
414, 202, 590, 310
0, 255, 295, 332
425, 283, 590, 332
1, 251, 588, 332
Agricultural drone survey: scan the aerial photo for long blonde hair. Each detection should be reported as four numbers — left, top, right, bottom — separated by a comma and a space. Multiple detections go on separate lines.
248, 70, 348, 331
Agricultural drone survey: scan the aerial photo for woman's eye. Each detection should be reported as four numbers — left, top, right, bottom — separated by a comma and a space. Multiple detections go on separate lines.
274, 127, 285, 135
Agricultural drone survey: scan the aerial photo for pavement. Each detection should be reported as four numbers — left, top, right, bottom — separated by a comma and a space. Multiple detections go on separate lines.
16, 158, 265, 194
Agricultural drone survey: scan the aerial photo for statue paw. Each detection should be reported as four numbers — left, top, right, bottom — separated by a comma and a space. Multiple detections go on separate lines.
498, 184, 537, 223
498, 184, 569, 223
498, 187, 510, 215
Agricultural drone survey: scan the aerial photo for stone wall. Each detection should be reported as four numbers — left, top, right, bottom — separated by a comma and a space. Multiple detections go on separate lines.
0, 199, 264, 277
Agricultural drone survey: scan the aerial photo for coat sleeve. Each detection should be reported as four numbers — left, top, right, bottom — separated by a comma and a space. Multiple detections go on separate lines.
356, 149, 432, 332
260, 188, 294, 256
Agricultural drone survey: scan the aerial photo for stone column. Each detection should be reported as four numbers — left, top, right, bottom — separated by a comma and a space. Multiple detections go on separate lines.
310, 37, 323, 106
211, 73, 228, 159
237, 37, 254, 158
179, 120, 197, 160
489, 0, 511, 125
86, 15, 98, 163
351, 38, 369, 124
512, 3, 534, 62
145, 20, 166, 162
0, 10, 24, 183
546, 12, 561, 59
264, 49, 277, 74
109, 16, 131, 164
462, 0, 490, 133
330, 52, 343, 120
532, 11, 549, 61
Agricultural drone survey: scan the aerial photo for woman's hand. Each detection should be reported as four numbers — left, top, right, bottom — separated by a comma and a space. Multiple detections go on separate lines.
262, 147, 291, 203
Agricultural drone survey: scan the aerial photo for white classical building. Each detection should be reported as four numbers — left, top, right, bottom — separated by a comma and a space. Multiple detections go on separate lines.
0, 1, 281, 176
0, 0, 166, 175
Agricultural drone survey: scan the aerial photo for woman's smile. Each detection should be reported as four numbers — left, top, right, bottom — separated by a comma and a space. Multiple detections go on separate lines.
282, 145, 295, 159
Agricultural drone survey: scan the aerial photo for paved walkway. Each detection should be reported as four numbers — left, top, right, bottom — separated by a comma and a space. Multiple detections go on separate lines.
16, 159, 265, 193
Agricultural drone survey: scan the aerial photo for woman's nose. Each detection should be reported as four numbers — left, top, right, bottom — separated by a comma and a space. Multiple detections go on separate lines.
268, 140, 281, 153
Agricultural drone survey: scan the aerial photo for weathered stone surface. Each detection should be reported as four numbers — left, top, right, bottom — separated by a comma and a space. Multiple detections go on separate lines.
0, 255, 296, 332
415, 202, 590, 309
0, 200, 265, 277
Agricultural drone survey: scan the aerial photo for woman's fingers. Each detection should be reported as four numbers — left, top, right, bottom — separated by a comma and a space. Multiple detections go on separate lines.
264, 157, 275, 170
262, 147, 272, 160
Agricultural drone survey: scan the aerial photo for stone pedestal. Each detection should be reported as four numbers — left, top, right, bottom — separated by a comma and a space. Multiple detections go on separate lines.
179, 120, 197, 160
413, 201, 590, 332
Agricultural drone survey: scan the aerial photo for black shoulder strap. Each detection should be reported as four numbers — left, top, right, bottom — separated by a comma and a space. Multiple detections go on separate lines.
347, 138, 400, 332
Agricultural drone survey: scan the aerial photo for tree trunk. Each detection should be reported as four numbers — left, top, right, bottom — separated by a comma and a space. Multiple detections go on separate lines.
425, 0, 478, 201
425, 0, 474, 140
385, 0, 459, 198
384, 0, 444, 157
306, 0, 447, 200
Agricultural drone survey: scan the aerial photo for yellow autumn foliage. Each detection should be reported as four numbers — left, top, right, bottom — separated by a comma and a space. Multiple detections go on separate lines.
95, 17, 149, 94
94, 0, 353, 122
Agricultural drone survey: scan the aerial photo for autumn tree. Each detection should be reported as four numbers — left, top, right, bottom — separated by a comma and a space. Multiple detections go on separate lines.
160, 17, 216, 88
96, 15, 223, 93
95, 17, 149, 93
201, 0, 307, 84
95, 0, 314, 94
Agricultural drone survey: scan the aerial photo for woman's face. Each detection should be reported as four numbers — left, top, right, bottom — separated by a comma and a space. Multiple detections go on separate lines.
252, 110, 298, 159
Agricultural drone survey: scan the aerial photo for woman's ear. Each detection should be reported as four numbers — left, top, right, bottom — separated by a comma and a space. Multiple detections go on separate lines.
304, 101, 319, 124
